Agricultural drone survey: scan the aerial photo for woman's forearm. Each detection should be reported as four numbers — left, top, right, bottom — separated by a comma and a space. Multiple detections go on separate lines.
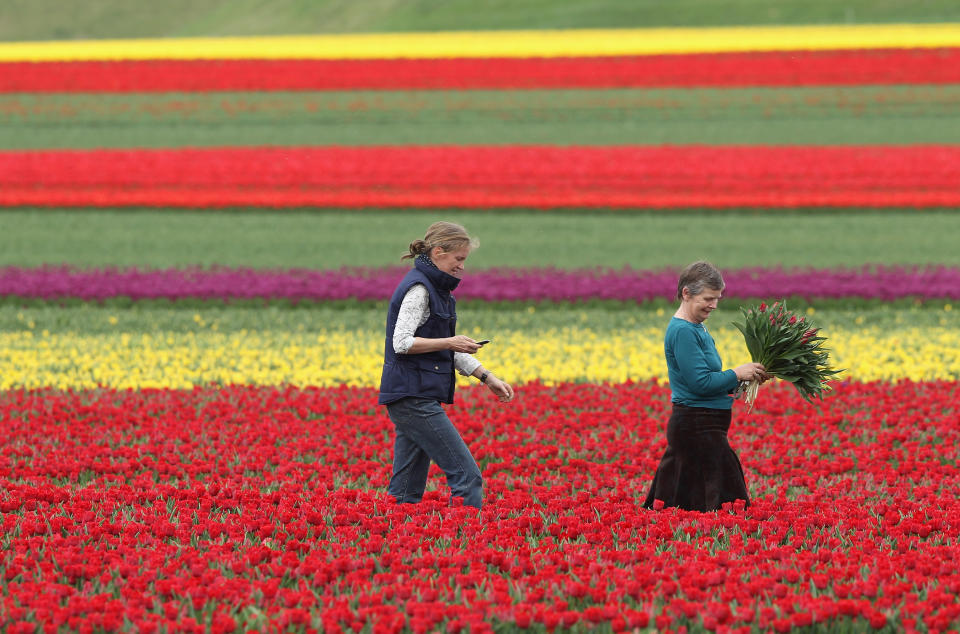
677, 356, 738, 395
405, 337, 451, 354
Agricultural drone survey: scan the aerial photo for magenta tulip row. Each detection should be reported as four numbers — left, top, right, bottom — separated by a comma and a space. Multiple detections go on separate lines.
1, 265, 957, 302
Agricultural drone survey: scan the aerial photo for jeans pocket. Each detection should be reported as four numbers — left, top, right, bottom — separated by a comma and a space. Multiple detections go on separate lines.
406, 397, 442, 419
389, 397, 437, 427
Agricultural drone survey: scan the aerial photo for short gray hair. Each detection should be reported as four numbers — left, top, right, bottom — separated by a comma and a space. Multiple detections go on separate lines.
676, 261, 724, 300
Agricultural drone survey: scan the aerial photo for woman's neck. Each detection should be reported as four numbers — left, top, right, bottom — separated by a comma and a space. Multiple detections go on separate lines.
674, 306, 701, 324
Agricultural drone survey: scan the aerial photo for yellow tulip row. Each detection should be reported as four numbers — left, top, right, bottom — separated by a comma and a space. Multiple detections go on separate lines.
2, 325, 958, 390
3, 24, 960, 62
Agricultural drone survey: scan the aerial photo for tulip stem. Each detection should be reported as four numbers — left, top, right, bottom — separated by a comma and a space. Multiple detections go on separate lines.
744, 380, 761, 413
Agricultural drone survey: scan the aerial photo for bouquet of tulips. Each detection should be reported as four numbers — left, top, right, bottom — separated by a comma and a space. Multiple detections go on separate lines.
732, 301, 842, 411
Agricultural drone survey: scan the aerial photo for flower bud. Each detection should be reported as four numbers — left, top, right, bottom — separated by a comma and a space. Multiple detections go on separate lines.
800, 328, 819, 344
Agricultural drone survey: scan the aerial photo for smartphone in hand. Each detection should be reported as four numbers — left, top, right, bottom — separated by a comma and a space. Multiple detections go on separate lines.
476, 340, 491, 346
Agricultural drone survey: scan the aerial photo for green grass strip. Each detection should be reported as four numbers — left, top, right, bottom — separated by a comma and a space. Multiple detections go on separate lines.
4, 0, 960, 41
2, 209, 959, 271
3, 86, 959, 149
2, 300, 952, 335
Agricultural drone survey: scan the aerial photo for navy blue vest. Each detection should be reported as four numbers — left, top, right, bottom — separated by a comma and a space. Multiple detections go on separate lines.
378, 256, 459, 405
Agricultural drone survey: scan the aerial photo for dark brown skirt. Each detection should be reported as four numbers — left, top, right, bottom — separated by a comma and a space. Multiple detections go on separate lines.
643, 403, 750, 512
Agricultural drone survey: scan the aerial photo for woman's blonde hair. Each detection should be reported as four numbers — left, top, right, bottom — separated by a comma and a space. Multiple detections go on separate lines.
402, 221, 479, 260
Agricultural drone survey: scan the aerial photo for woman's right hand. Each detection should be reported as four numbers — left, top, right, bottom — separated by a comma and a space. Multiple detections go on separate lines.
734, 362, 769, 382
447, 335, 481, 354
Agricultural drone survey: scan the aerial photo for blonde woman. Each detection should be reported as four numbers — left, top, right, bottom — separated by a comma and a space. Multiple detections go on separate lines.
378, 222, 514, 509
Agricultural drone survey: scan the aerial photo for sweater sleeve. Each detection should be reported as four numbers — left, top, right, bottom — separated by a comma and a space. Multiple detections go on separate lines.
393, 284, 429, 354
672, 327, 739, 396
454, 352, 482, 376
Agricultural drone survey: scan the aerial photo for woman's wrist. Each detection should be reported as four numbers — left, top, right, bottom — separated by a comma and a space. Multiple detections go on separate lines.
474, 367, 491, 383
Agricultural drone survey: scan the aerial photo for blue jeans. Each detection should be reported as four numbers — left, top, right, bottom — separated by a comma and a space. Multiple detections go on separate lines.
386, 397, 483, 509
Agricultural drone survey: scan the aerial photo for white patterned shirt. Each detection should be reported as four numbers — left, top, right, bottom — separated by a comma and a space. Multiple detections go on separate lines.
393, 284, 482, 377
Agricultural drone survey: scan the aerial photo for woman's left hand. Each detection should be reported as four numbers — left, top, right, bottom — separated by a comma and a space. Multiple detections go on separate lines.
486, 375, 515, 403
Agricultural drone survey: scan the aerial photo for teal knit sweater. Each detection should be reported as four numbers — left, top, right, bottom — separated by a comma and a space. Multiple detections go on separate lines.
664, 317, 739, 409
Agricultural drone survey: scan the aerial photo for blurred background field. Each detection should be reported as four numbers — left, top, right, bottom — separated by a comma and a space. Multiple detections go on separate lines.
5, 0, 960, 40
3, 209, 960, 270
6, 86, 960, 148
1, 1, 958, 385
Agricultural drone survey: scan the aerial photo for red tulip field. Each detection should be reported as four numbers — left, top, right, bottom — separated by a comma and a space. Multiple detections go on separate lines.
3, 381, 960, 632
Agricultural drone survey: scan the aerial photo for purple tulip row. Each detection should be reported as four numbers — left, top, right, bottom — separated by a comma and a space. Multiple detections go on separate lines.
1, 265, 957, 302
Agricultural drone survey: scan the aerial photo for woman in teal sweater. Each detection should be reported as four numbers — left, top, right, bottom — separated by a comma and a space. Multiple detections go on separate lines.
643, 261, 769, 512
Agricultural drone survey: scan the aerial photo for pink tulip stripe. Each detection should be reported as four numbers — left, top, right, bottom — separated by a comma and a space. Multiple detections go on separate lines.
1, 265, 957, 302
